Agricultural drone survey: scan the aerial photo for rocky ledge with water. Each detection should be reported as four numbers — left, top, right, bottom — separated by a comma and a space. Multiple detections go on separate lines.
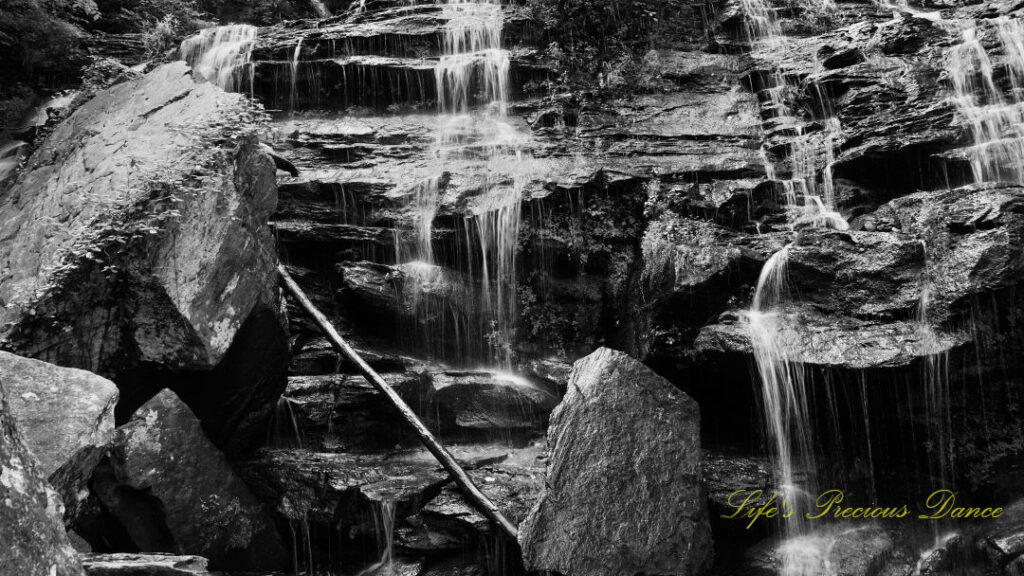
4, 0, 1024, 574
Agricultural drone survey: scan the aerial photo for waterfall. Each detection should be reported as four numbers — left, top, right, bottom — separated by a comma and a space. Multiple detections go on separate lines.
948, 17, 1024, 184
0, 141, 27, 182
748, 245, 815, 511
435, 0, 510, 116
179, 25, 257, 93
915, 244, 953, 486
393, 0, 531, 368
739, 0, 846, 227
357, 500, 397, 576
290, 37, 305, 113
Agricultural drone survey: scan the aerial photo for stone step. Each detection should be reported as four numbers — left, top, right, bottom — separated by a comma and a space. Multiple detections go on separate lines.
271, 366, 560, 451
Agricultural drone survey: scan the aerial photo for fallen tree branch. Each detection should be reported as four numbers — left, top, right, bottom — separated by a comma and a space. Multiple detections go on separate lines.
278, 264, 519, 541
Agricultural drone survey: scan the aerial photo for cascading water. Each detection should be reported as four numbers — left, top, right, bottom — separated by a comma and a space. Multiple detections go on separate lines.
948, 17, 1024, 184
356, 500, 397, 576
0, 141, 27, 183
740, 0, 846, 227
393, 0, 532, 368
179, 25, 257, 93
747, 245, 816, 541
290, 37, 306, 113
737, 0, 854, 572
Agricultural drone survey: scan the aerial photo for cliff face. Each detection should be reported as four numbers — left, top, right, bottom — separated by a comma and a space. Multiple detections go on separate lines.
2, 0, 1024, 573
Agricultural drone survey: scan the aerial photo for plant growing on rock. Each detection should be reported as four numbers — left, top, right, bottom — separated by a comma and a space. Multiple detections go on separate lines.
523, 0, 684, 92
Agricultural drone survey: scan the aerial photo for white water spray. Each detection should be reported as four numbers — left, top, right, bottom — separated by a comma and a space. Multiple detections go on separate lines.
179, 25, 257, 93
948, 18, 1024, 184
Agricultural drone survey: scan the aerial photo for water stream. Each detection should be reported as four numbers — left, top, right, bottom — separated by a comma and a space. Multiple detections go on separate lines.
948, 17, 1024, 184
179, 24, 257, 93
398, 0, 533, 368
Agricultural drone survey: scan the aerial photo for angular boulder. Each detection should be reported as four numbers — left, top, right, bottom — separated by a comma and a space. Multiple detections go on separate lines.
0, 380, 83, 576
519, 347, 712, 576
0, 61, 287, 453
91, 390, 285, 571
0, 351, 118, 524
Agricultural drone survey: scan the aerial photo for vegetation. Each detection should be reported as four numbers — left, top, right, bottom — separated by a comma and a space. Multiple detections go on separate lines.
522, 0, 688, 91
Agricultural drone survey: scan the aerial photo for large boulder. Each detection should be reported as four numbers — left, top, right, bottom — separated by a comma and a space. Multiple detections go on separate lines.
519, 347, 712, 576
0, 351, 118, 524
0, 380, 84, 576
0, 62, 287, 453
91, 390, 286, 571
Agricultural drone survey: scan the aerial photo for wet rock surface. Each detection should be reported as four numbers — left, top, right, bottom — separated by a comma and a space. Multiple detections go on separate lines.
745, 526, 897, 576
519, 347, 712, 576
90, 390, 286, 571
0, 381, 84, 576
80, 553, 209, 576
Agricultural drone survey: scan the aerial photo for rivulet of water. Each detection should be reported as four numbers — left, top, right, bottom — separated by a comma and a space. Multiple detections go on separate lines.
947, 18, 1024, 184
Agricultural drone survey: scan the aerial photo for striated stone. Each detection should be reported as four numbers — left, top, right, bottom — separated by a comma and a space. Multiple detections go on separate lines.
420, 371, 559, 433
519, 347, 712, 576
0, 380, 83, 576
81, 553, 209, 575
92, 390, 286, 572
239, 448, 450, 526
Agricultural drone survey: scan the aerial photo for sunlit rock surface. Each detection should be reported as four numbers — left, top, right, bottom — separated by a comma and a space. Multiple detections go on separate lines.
0, 62, 287, 453
0, 352, 118, 525
0, 381, 83, 576
519, 347, 712, 576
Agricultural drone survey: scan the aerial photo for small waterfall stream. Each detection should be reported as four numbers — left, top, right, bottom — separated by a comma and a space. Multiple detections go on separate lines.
399, 0, 533, 368
179, 24, 257, 93
948, 17, 1024, 184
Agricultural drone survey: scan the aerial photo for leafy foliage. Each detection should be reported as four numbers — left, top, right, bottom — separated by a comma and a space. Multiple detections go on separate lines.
523, 0, 686, 90
0, 0, 84, 76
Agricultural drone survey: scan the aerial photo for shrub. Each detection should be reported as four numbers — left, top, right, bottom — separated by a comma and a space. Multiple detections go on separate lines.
523, 0, 682, 90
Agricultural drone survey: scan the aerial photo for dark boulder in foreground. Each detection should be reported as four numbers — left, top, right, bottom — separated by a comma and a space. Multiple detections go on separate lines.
519, 347, 712, 576
91, 390, 286, 571
0, 381, 83, 576
0, 62, 287, 454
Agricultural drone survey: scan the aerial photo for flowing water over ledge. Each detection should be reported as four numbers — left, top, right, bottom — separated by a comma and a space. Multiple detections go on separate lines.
135, 1, 1024, 574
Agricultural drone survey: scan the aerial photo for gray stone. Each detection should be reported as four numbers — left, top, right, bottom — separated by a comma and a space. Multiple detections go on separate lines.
0, 351, 117, 476
0, 380, 83, 576
93, 390, 286, 571
519, 347, 712, 576
0, 62, 287, 453
0, 351, 118, 524
81, 553, 209, 576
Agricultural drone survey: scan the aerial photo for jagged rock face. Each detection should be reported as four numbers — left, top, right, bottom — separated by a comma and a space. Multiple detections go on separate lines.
0, 351, 118, 525
0, 381, 84, 576
91, 390, 286, 572
0, 62, 287, 453
519, 347, 712, 576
